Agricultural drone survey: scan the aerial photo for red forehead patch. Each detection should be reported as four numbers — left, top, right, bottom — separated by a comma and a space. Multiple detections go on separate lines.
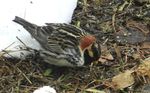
80, 35, 96, 50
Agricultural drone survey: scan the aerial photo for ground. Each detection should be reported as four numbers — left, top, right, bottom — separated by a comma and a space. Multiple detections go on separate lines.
0, 0, 150, 93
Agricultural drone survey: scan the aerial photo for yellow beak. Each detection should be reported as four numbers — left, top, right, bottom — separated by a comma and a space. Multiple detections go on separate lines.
87, 45, 94, 57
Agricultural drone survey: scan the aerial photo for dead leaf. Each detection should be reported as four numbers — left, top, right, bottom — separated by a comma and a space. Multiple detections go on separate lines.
112, 70, 135, 89
103, 53, 114, 60
141, 42, 150, 49
99, 57, 107, 63
99, 45, 114, 63
132, 52, 141, 60
136, 57, 150, 78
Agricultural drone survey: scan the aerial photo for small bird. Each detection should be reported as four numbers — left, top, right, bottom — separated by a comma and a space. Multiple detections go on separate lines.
13, 16, 101, 67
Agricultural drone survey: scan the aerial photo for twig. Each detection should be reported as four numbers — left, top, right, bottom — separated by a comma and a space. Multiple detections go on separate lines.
17, 67, 32, 84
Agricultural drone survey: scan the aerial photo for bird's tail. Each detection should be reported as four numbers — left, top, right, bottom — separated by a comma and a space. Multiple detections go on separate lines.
13, 16, 38, 36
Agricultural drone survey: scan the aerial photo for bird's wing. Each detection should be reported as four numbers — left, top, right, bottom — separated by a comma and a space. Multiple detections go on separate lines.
45, 25, 81, 55
13, 16, 83, 60
40, 30, 83, 66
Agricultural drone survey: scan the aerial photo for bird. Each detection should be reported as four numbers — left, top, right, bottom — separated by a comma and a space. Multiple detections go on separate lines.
13, 16, 101, 67
0, 0, 78, 58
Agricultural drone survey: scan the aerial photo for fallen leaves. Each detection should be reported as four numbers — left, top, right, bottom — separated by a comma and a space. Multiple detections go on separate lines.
99, 45, 114, 64
112, 70, 134, 89
104, 57, 150, 90
136, 57, 150, 78
141, 42, 150, 49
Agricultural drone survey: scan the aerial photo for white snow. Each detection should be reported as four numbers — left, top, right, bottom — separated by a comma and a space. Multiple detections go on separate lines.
33, 86, 57, 93
0, 0, 78, 58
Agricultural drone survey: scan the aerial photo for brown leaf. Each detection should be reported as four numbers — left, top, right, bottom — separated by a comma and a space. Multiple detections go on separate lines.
112, 70, 135, 89
141, 42, 150, 49
136, 57, 150, 78
99, 45, 114, 63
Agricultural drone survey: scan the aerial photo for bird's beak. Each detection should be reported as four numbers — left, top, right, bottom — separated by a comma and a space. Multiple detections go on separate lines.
86, 45, 94, 58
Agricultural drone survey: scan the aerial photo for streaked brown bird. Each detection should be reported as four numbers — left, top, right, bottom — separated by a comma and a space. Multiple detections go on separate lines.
13, 16, 101, 67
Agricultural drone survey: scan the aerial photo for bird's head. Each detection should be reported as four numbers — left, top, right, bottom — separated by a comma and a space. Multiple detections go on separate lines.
79, 35, 101, 65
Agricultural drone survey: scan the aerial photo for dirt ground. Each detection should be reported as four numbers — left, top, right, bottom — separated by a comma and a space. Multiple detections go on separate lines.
0, 0, 150, 93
